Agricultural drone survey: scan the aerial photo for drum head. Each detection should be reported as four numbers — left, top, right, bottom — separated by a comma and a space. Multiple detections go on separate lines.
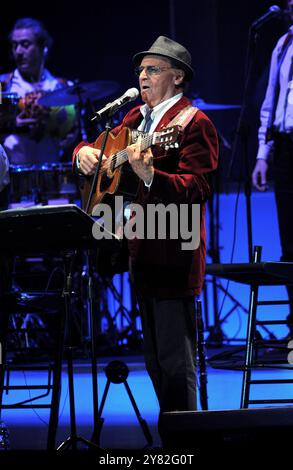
9, 162, 80, 207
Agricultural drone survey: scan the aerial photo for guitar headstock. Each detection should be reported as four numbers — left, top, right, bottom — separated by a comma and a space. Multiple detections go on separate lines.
153, 126, 180, 149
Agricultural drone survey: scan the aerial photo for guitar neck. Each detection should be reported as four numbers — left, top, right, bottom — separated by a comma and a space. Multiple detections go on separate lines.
112, 133, 154, 170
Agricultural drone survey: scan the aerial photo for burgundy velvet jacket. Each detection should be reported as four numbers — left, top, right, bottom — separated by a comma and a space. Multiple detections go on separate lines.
73, 96, 218, 299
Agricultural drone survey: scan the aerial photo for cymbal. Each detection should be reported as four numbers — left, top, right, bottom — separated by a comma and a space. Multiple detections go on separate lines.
38, 80, 120, 106
192, 98, 241, 111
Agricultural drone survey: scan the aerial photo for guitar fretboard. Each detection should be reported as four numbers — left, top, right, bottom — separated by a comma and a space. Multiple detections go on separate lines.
113, 134, 154, 169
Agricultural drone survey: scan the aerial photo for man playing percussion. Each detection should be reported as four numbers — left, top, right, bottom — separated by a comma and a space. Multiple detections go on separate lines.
0, 17, 77, 165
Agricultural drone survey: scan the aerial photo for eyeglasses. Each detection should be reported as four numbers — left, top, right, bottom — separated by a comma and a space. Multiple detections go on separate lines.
134, 65, 173, 76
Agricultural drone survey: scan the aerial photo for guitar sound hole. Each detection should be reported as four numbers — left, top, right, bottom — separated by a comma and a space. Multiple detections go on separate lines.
100, 171, 113, 192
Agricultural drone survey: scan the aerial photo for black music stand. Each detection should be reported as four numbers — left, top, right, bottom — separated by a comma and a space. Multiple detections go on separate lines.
206, 258, 293, 343
206, 261, 293, 287
0, 204, 120, 451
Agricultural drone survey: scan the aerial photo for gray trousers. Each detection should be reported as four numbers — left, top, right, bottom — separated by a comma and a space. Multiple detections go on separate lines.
138, 296, 197, 413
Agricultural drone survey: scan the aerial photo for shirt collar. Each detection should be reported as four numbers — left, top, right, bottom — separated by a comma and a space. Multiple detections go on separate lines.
140, 92, 183, 119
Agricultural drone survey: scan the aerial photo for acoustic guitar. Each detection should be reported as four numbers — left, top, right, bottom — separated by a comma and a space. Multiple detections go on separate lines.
79, 125, 180, 214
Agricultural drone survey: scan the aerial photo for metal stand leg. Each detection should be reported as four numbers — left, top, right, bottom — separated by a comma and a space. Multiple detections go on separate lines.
195, 300, 208, 410
57, 251, 100, 452
47, 292, 66, 450
240, 246, 262, 408
96, 360, 153, 447
87, 251, 101, 446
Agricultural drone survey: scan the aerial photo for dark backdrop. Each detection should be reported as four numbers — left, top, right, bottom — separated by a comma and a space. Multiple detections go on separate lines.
0, 0, 290, 182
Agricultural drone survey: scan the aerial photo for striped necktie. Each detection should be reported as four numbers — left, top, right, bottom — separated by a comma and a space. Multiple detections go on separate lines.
143, 109, 153, 133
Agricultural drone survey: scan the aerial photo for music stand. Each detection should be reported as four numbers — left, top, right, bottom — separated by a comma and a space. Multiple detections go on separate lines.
0, 204, 121, 450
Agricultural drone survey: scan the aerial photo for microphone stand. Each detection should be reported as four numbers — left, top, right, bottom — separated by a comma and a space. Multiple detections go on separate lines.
74, 80, 88, 142
227, 25, 260, 262
85, 115, 114, 214
84, 112, 116, 445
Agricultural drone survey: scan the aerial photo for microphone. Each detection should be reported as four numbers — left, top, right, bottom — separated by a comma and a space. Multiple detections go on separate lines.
251, 5, 282, 30
91, 87, 139, 121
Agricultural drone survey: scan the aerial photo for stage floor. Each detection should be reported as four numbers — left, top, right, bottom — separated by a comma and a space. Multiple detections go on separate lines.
1, 349, 293, 451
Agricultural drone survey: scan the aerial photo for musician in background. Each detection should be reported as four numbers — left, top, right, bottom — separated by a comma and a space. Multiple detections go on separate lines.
0, 17, 77, 165
252, 0, 293, 339
73, 36, 218, 441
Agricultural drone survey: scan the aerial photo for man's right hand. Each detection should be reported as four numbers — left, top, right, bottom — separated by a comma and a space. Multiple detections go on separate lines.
76, 146, 106, 175
252, 159, 269, 191
16, 111, 47, 140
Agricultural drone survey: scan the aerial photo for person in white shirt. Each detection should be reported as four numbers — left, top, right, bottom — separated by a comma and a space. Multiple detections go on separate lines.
252, 0, 293, 337
0, 17, 77, 165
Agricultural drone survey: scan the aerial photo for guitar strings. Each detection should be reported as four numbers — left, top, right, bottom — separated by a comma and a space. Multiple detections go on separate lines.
93, 129, 175, 176
96, 134, 154, 175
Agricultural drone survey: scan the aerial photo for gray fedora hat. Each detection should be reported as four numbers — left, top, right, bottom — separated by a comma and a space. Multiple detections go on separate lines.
133, 36, 194, 81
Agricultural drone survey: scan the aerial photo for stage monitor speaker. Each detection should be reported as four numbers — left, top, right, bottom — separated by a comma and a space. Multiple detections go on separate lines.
161, 407, 293, 453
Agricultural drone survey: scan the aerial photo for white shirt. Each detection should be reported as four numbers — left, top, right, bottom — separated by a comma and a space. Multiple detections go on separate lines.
4, 68, 62, 97
137, 93, 183, 189
138, 92, 183, 133
257, 26, 293, 160
110, 84, 177, 219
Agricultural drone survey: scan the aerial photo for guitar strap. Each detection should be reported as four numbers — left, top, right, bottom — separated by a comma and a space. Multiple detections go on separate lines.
166, 105, 199, 130
131, 105, 198, 143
